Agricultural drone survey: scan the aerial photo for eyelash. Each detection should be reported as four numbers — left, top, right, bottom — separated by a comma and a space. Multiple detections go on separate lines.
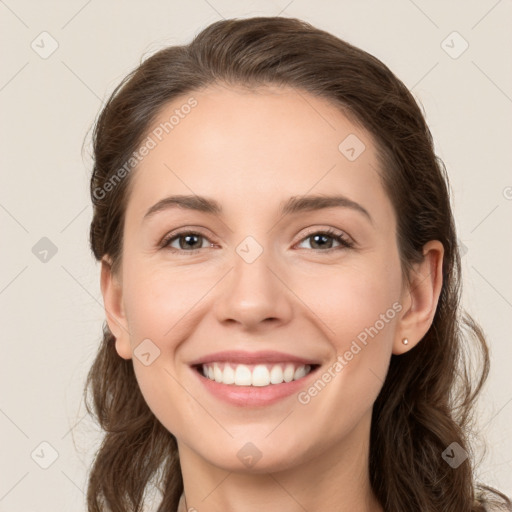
160, 228, 355, 254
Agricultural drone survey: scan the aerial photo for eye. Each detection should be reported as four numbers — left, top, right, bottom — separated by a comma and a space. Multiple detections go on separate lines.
160, 228, 354, 254
161, 231, 213, 253
295, 228, 354, 251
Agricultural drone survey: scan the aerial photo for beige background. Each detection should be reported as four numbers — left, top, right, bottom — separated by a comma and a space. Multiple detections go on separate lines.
1, 1, 511, 510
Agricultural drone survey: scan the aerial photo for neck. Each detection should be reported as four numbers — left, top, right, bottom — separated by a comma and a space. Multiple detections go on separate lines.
178, 411, 383, 512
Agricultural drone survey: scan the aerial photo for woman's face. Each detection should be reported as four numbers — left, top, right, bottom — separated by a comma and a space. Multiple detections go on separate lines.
105, 84, 409, 473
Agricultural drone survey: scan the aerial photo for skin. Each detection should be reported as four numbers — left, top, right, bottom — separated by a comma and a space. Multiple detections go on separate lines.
101, 83, 444, 512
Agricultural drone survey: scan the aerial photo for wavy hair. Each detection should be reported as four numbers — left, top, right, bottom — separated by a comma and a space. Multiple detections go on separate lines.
84, 16, 511, 511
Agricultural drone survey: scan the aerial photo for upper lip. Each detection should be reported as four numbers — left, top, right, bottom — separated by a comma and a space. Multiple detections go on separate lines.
189, 350, 321, 366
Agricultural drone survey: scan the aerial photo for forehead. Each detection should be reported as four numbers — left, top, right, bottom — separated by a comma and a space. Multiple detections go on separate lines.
124, 84, 393, 227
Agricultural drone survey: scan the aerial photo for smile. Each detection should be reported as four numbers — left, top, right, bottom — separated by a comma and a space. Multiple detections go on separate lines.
189, 350, 321, 406
199, 362, 316, 387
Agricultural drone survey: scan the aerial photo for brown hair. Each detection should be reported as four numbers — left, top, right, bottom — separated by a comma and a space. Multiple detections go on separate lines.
85, 16, 511, 511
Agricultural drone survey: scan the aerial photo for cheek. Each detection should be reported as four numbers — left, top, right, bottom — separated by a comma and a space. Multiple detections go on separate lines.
122, 265, 210, 428
122, 263, 211, 344
296, 258, 402, 351
291, 261, 402, 432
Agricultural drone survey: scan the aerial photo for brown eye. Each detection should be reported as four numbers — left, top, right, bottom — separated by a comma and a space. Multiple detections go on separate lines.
162, 231, 212, 252
296, 229, 354, 251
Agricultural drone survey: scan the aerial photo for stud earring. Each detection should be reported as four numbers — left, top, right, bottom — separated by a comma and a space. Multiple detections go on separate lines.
402, 338, 409, 345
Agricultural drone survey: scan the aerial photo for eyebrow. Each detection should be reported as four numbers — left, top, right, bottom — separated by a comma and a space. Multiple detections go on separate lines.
143, 194, 373, 224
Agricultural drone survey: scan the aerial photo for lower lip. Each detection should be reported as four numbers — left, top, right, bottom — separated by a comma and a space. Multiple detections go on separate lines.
193, 367, 319, 407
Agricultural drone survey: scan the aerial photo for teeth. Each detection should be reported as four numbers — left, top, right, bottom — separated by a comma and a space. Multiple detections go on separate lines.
201, 362, 313, 386
234, 364, 252, 385
283, 364, 295, 382
223, 364, 235, 384
294, 365, 307, 380
252, 365, 270, 387
269, 365, 284, 384
213, 363, 223, 382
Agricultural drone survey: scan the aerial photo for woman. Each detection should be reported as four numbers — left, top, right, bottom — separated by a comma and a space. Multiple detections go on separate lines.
85, 16, 511, 512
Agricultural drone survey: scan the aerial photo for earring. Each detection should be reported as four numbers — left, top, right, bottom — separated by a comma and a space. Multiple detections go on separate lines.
402, 338, 409, 345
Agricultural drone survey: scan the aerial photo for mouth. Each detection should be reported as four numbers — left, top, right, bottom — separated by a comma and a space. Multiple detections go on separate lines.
193, 361, 320, 387
189, 350, 322, 406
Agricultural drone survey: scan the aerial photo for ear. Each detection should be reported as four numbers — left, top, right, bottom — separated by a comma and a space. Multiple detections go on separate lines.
100, 257, 132, 360
393, 240, 444, 355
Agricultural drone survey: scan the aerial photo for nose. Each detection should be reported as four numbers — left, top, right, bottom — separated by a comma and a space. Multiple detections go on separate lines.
213, 242, 294, 331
